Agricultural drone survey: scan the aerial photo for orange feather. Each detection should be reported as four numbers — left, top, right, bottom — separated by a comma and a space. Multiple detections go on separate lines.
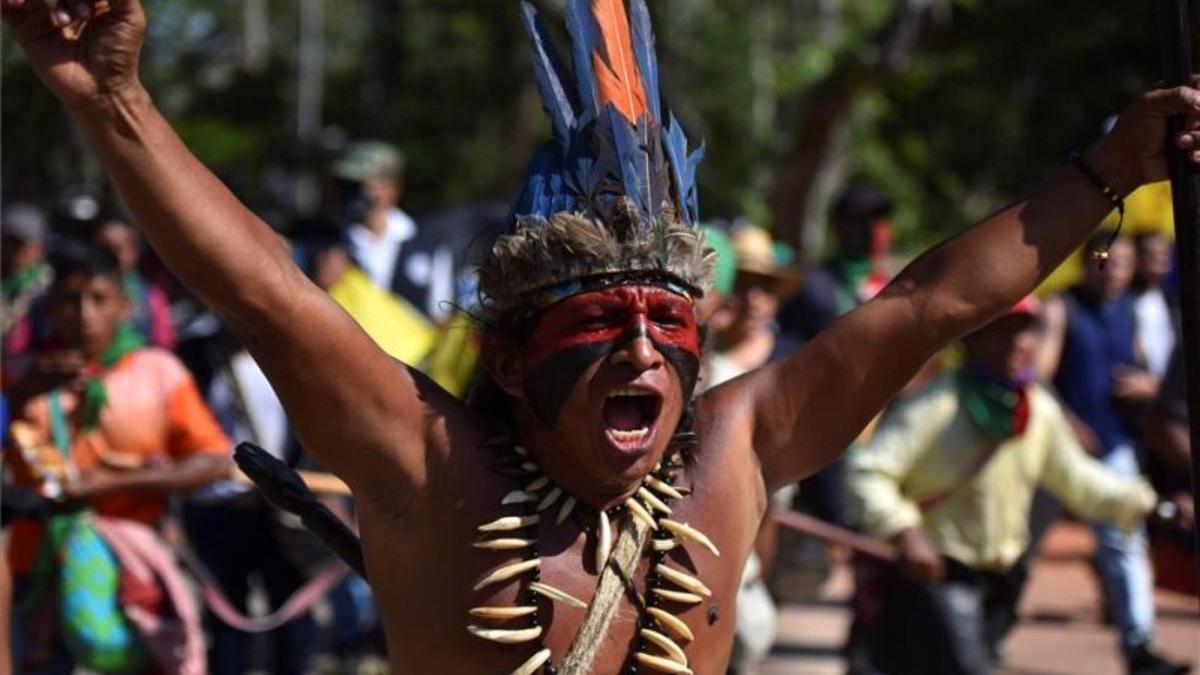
590, 0, 648, 123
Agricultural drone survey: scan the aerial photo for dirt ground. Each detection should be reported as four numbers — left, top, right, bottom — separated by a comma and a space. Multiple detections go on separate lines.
757, 521, 1200, 675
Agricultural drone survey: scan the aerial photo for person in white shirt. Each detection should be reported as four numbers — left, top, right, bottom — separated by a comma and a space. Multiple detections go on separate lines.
332, 141, 456, 322
1132, 232, 1176, 379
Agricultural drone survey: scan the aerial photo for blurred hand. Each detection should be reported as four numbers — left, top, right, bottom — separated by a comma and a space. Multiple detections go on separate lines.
1, 0, 147, 110
1066, 412, 1102, 456
1112, 365, 1159, 403
1089, 77, 1200, 193
894, 527, 944, 582
62, 465, 122, 501
19, 350, 87, 399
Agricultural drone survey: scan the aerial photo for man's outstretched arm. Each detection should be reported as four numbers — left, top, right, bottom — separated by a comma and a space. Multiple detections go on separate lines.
2, 0, 435, 496
709, 83, 1200, 494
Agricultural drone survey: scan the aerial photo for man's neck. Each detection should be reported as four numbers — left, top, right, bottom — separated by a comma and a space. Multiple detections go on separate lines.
511, 421, 666, 512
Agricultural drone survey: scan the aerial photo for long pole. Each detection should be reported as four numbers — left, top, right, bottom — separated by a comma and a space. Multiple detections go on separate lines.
1156, 0, 1200, 599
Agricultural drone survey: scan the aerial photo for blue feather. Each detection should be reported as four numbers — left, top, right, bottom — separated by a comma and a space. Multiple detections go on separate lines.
629, 0, 661, 123
606, 106, 652, 221
564, 0, 600, 117
520, 3, 577, 150
685, 143, 705, 223
663, 114, 691, 225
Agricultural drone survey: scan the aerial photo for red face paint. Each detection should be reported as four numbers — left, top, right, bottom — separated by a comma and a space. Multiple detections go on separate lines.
521, 285, 701, 427
525, 286, 700, 371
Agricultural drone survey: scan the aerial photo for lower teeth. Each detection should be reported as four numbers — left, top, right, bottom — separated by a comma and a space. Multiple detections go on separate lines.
610, 428, 649, 441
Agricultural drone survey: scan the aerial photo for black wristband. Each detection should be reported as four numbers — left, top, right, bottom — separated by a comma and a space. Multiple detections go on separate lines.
1069, 151, 1125, 265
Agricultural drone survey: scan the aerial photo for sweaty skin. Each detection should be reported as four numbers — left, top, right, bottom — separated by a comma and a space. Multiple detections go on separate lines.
5, 2, 1200, 672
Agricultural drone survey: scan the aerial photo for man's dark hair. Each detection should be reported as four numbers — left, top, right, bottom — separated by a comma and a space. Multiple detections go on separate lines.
48, 239, 123, 287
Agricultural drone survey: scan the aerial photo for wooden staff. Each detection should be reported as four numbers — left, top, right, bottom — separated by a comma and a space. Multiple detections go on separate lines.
770, 508, 897, 562
1157, 0, 1200, 598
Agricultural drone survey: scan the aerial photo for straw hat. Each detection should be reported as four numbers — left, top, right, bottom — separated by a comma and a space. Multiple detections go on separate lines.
730, 225, 803, 298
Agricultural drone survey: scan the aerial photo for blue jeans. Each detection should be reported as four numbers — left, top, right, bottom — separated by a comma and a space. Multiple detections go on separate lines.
1092, 444, 1155, 652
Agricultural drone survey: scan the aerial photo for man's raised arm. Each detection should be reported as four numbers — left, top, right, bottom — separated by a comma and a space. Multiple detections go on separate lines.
713, 83, 1200, 494
3, 0, 436, 495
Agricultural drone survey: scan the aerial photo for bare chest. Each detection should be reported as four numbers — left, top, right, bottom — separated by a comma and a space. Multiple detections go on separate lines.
358, 456, 759, 674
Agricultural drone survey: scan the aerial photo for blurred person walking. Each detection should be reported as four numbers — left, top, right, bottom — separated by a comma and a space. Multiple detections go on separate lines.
1034, 233, 1186, 674
1132, 232, 1177, 380
331, 141, 457, 323
92, 217, 176, 349
844, 298, 1183, 675
1, 203, 52, 341
4, 242, 230, 674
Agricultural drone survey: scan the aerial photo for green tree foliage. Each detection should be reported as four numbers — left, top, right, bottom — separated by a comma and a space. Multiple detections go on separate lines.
0, 0, 1183, 252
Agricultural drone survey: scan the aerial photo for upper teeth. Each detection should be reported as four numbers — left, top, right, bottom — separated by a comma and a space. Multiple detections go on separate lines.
611, 388, 650, 397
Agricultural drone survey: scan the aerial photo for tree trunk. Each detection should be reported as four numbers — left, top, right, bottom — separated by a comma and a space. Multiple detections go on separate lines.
769, 0, 935, 260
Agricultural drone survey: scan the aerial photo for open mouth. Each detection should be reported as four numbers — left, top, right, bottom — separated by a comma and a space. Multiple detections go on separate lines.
602, 388, 663, 448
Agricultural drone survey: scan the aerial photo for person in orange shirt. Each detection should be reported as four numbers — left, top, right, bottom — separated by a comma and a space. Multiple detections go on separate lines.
5, 241, 230, 673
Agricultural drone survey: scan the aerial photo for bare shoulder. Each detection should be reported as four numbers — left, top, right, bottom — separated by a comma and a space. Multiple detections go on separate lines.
349, 364, 494, 520
688, 389, 767, 515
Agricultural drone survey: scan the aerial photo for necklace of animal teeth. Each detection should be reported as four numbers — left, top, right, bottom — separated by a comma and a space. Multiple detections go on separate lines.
468, 443, 717, 674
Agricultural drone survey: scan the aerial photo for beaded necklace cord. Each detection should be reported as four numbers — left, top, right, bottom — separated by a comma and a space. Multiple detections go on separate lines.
468, 438, 717, 675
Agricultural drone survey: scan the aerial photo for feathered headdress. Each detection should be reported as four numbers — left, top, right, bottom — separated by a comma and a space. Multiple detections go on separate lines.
478, 0, 713, 321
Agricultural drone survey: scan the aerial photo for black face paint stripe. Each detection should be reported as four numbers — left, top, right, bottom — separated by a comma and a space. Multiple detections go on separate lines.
524, 332, 702, 429
657, 343, 701, 404
526, 341, 614, 427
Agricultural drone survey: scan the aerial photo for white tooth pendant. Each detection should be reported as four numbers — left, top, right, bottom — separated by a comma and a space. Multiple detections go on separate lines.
645, 475, 684, 500
536, 486, 562, 511
468, 606, 537, 619
625, 498, 658, 530
473, 558, 540, 591
512, 445, 529, 456
555, 496, 577, 525
640, 628, 688, 664
519, 462, 539, 473
510, 647, 552, 675
595, 510, 612, 571
525, 476, 550, 492
634, 652, 694, 674
528, 581, 587, 609
472, 538, 536, 551
500, 490, 537, 505
655, 564, 712, 598
659, 519, 720, 557
651, 588, 705, 605
478, 514, 540, 533
638, 486, 673, 514
648, 607, 694, 642
652, 538, 680, 552
466, 625, 543, 644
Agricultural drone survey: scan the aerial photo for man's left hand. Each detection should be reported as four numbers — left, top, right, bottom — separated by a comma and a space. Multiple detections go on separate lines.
1089, 77, 1200, 195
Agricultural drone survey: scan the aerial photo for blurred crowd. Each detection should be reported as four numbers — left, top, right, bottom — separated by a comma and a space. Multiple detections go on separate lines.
1, 141, 1195, 675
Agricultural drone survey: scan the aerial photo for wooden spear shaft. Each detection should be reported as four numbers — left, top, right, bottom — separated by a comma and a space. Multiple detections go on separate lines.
1156, 0, 1200, 600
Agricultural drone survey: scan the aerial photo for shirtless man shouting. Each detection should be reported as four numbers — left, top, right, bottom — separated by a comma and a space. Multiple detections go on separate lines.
4, 0, 1199, 673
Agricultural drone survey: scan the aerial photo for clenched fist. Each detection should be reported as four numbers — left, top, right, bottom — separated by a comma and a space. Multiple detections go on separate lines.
2, 0, 146, 110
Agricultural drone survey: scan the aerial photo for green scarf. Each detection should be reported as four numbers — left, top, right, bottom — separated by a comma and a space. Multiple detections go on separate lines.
956, 366, 1029, 442
82, 323, 145, 430
1, 261, 50, 298
832, 256, 873, 315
